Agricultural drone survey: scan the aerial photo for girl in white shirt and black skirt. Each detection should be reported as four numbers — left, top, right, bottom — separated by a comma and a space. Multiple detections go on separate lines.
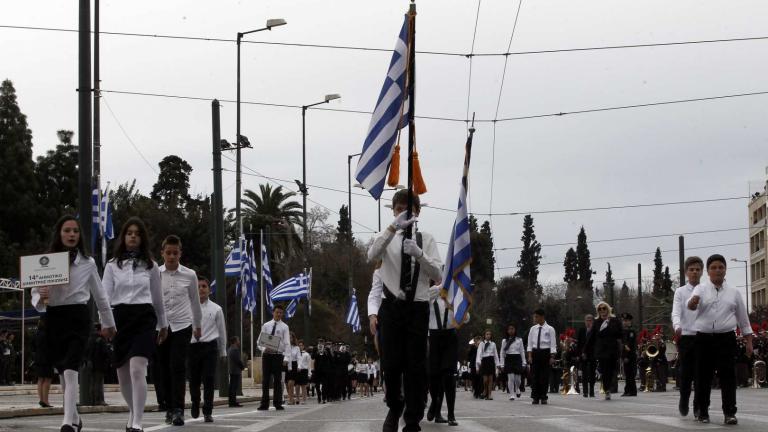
102, 217, 168, 432
475, 329, 499, 400
500, 324, 527, 400
32, 215, 116, 432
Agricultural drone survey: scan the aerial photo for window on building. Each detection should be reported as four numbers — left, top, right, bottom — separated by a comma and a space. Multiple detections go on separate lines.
751, 231, 766, 254
754, 205, 766, 225
752, 259, 766, 282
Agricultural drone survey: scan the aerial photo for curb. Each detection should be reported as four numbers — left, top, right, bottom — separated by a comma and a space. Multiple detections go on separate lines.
0, 396, 261, 419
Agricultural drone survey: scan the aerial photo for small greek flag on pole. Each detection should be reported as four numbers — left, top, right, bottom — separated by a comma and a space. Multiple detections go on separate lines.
261, 232, 274, 311
345, 290, 361, 333
354, 14, 410, 200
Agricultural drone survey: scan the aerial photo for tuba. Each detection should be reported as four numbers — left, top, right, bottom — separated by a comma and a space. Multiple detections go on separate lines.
753, 360, 767, 389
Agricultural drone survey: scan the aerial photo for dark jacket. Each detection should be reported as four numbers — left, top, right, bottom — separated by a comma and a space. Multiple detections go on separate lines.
576, 326, 593, 359
586, 317, 623, 360
228, 346, 245, 375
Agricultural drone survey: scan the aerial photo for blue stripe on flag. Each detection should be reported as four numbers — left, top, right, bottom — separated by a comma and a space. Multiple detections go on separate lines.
345, 291, 361, 333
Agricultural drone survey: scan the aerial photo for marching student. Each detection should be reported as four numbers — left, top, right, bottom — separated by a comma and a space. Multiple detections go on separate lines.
367, 190, 443, 432
312, 338, 332, 403
297, 340, 311, 403
459, 362, 470, 391
468, 335, 483, 398
427, 286, 465, 426
227, 337, 245, 407
475, 329, 499, 401
671, 256, 702, 416
688, 254, 753, 425
585, 301, 623, 400
620, 313, 638, 397
527, 309, 557, 405
256, 304, 291, 410
500, 324, 527, 400
102, 216, 168, 432
155, 235, 203, 426
286, 332, 300, 405
31, 215, 117, 432
189, 277, 226, 423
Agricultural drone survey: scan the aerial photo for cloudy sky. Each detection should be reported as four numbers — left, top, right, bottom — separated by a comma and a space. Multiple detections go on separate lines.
3, 0, 767, 297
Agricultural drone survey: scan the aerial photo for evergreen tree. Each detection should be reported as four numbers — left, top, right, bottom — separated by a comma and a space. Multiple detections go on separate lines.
576, 226, 593, 288
479, 221, 496, 283
662, 266, 673, 296
470, 218, 495, 285
604, 263, 616, 304
35, 130, 79, 224
335, 204, 352, 244
516, 214, 542, 296
618, 281, 631, 311
151, 155, 192, 209
652, 247, 664, 297
563, 248, 578, 283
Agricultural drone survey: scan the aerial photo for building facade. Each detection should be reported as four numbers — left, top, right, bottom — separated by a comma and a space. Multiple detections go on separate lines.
749, 181, 768, 309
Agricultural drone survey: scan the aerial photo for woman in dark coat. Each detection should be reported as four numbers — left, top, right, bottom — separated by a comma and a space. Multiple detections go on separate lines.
586, 301, 623, 400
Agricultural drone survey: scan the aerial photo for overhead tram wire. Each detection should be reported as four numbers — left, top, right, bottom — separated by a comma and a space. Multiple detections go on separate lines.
465, 0, 483, 129
101, 96, 158, 174
4, 24, 768, 57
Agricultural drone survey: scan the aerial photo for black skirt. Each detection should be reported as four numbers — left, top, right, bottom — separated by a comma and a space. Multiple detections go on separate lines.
286, 361, 299, 381
480, 356, 496, 376
296, 369, 309, 385
46, 304, 91, 373
112, 304, 158, 367
504, 354, 523, 375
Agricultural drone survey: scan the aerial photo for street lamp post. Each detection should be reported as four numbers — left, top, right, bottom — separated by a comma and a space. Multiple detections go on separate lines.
354, 184, 405, 231
347, 153, 361, 299
731, 258, 750, 312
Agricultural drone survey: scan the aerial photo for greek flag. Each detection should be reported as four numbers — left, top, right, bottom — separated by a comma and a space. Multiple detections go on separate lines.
269, 273, 309, 303
91, 188, 100, 253
242, 239, 258, 313
91, 186, 114, 260
261, 231, 274, 310
224, 247, 240, 277
210, 279, 217, 295
285, 298, 299, 320
355, 14, 410, 200
345, 290, 361, 333
442, 129, 475, 326
236, 236, 247, 297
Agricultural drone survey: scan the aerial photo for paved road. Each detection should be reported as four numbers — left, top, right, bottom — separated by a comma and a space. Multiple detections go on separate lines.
2, 388, 767, 431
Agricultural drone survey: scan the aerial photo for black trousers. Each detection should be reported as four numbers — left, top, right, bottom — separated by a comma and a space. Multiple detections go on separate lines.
190, 341, 218, 416
155, 325, 192, 412
694, 332, 737, 417
471, 369, 482, 398
530, 349, 551, 401
677, 335, 697, 410
380, 298, 429, 431
581, 358, 596, 396
598, 356, 617, 393
428, 330, 458, 421
260, 353, 284, 408
623, 355, 637, 395
229, 374, 240, 405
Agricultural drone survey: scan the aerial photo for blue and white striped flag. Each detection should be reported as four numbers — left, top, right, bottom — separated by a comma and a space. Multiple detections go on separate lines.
236, 236, 247, 298
355, 14, 411, 200
91, 188, 100, 253
261, 231, 274, 310
345, 290, 361, 333
242, 240, 258, 313
269, 273, 309, 303
285, 298, 299, 320
224, 246, 240, 277
442, 129, 475, 326
91, 186, 114, 261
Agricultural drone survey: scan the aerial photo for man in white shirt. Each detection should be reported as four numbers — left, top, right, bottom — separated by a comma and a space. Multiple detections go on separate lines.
687, 254, 753, 425
155, 235, 203, 426
257, 304, 291, 411
367, 190, 442, 432
189, 277, 226, 423
671, 256, 702, 418
526, 309, 557, 405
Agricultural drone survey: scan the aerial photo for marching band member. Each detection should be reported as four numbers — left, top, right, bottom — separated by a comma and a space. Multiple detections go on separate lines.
688, 254, 753, 425
620, 313, 638, 396
499, 324, 526, 401
32, 215, 116, 432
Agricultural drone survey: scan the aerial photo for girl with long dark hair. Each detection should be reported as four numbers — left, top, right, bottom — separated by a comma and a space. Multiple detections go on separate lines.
500, 324, 527, 400
475, 329, 499, 400
102, 217, 168, 432
31, 215, 116, 432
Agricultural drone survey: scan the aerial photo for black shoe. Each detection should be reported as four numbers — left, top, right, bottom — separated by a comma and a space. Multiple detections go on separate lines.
165, 411, 173, 425
204, 415, 214, 423
383, 406, 403, 432
532, 399, 540, 405
679, 401, 689, 417
725, 416, 738, 425
230, 402, 243, 408
275, 405, 285, 410
427, 406, 435, 422
257, 405, 269, 411
699, 416, 710, 423
448, 418, 459, 426
435, 416, 448, 424
39, 401, 52, 408
541, 399, 548, 405
693, 408, 700, 419
60, 426, 76, 432
172, 409, 185, 426
191, 402, 200, 419
128, 429, 144, 432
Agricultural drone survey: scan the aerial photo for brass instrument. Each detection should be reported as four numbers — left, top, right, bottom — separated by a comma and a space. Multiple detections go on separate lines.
753, 360, 766, 389
645, 341, 660, 359
642, 341, 659, 392
567, 366, 579, 395
560, 367, 571, 395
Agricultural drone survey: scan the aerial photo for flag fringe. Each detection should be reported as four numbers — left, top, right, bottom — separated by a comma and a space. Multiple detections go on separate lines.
387, 144, 400, 187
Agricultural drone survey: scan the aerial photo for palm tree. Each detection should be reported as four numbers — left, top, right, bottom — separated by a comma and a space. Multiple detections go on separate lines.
241, 184, 304, 276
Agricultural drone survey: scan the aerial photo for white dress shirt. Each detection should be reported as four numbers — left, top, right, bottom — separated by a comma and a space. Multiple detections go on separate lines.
499, 337, 527, 368
191, 299, 227, 356
475, 340, 499, 368
672, 283, 698, 335
257, 319, 291, 362
298, 351, 311, 370
691, 281, 752, 335
367, 269, 383, 316
367, 228, 442, 302
31, 252, 115, 329
428, 293, 468, 330
159, 264, 202, 332
102, 259, 168, 329
289, 345, 301, 363
526, 323, 558, 354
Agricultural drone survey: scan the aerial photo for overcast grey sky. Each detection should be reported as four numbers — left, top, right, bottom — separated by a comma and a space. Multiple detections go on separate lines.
3, 0, 768, 296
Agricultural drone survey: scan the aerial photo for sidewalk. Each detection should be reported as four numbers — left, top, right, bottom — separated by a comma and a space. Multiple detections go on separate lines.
0, 380, 263, 419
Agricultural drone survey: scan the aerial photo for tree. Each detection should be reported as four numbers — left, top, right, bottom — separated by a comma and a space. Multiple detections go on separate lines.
563, 248, 578, 283
336, 205, 352, 245
151, 155, 192, 209
476, 220, 496, 285
576, 226, 593, 289
516, 214, 542, 297
604, 263, 616, 304
662, 266, 673, 296
35, 130, 79, 224
652, 247, 664, 297
618, 281, 630, 311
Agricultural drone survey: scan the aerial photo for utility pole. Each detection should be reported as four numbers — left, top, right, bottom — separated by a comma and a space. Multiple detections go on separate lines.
211, 100, 229, 397
678, 236, 685, 287
637, 263, 644, 332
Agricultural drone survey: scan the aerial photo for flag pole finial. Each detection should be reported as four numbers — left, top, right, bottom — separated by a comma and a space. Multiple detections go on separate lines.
469, 112, 476, 133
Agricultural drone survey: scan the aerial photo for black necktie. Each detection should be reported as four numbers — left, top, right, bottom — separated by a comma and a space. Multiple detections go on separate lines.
271, 322, 277, 336
537, 326, 542, 349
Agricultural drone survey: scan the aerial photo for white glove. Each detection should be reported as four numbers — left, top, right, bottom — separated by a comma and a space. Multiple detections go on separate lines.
403, 238, 423, 258
391, 211, 417, 231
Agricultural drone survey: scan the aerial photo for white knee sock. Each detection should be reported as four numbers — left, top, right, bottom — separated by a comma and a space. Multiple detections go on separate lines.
130, 357, 149, 429
117, 363, 134, 428
511, 374, 521, 394
62, 370, 80, 426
